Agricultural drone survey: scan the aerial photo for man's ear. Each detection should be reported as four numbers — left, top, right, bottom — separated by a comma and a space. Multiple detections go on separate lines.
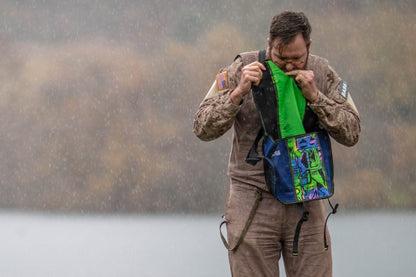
307, 39, 312, 50
267, 38, 271, 48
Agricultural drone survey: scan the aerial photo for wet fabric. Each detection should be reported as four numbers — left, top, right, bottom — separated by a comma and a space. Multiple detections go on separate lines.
225, 182, 332, 277
193, 49, 360, 277
266, 60, 306, 139
262, 132, 334, 204
248, 59, 334, 204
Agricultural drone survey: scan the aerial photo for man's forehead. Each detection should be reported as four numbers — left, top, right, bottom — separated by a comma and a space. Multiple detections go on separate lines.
270, 35, 308, 53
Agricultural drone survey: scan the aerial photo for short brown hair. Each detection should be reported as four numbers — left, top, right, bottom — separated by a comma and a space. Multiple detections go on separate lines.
269, 11, 311, 51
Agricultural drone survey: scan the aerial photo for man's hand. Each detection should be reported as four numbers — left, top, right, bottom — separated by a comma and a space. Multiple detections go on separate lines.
286, 70, 319, 102
230, 62, 266, 105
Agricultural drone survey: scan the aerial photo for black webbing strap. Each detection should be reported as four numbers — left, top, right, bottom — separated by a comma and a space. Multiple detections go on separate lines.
292, 200, 339, 256
220, 188, 263, 251
258, 49, 266, 63
245, 49, 274, 166
324, 199, 339, 250
245, 128, 264, 165
292, 204, 309, 256
251, 53, 281, 140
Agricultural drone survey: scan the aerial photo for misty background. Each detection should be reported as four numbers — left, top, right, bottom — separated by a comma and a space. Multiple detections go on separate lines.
0, 0, 415, 214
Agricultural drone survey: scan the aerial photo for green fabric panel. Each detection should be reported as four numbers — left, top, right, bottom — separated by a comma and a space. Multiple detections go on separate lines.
266, 61, 306, 138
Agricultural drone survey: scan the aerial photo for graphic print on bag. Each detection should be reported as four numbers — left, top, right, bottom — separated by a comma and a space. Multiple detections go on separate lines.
287, 133, 330, 201
247, 51, 334, 204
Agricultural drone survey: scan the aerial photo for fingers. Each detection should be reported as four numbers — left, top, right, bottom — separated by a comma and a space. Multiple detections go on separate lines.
241, 70, 261, 85
286, 70, 314, 84
286, 70, 302, 84
241, 62, 265, 86
295, 73, 303, 83
285, 70, 302, 76
252, 61, 266, 71
285, 70, 318, 101
242, 62, 265, 76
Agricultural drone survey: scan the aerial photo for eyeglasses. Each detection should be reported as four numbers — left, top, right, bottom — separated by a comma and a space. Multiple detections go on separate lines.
273, 51, 308, 67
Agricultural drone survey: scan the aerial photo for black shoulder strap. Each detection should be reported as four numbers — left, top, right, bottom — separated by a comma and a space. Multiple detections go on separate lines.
245, 49, 278, 166
302, 106, 320, 133
251, 60, 280, 139
245, 128, 264, 165
258, 49, 266, 63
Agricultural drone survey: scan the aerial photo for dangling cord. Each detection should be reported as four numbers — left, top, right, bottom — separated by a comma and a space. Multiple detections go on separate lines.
292, 204, 309, 256
220, 189, 263, 251
324, 199, 339, 250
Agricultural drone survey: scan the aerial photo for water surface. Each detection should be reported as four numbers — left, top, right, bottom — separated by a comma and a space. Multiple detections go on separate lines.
0, 211, 414, 276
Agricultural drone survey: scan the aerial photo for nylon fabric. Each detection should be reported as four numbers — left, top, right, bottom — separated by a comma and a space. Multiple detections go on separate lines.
266, 60, 306, 138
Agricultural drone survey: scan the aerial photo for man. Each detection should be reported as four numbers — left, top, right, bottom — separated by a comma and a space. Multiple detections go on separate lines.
193, 11, 360, 277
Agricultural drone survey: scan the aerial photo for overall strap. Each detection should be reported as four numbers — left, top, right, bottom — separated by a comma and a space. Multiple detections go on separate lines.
220, 189, 263, 251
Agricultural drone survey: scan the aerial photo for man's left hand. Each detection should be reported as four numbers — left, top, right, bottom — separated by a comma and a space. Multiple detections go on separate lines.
286, 70, 319, 102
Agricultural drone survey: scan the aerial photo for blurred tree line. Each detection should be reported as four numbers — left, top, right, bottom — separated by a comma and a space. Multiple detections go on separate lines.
0, 0, 414, 213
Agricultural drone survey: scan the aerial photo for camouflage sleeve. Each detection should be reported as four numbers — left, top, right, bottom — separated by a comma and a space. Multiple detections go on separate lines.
308, 65, 361, 146
193, 57, 243, 141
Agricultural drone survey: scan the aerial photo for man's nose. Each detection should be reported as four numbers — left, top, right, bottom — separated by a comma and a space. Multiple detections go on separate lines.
285, 62, 294, 71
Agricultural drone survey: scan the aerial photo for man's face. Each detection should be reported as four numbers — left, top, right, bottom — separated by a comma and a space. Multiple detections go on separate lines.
268, 33, 311, 72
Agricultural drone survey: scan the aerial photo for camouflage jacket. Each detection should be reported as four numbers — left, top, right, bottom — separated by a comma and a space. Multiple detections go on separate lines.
193, 49, 361, 191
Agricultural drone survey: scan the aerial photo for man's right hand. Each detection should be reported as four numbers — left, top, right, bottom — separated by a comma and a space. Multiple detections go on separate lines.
230, 61, 266, 105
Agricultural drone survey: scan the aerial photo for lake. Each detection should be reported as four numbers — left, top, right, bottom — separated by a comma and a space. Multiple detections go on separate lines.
0, 211, 414, 276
